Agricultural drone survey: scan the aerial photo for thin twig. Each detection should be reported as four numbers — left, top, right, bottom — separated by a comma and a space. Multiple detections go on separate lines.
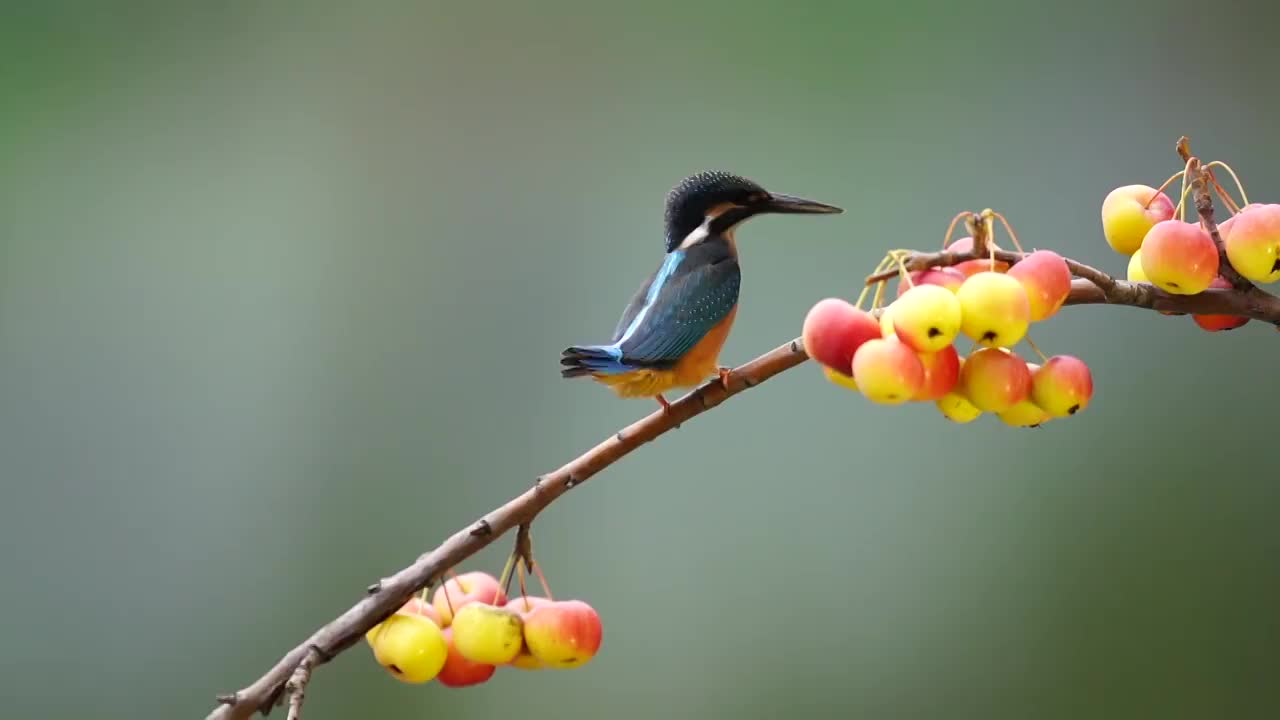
285, 649, 320, 720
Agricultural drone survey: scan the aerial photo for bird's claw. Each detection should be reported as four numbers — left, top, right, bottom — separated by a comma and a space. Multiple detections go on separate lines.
656, 394, 672, 413
718, 367, 733, 391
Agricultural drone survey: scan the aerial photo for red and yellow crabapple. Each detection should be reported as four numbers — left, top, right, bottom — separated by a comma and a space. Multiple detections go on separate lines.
369, 612, 449, 684
1007, 250, 1072, 321
1192, 277, 1249, 331
432, 571, 508, 626
959, 347, 1032, 413
506, 596, 553, 670
851, 337, 925, 405
1139, 220, 1219, 295
956, 271, 1031, 348
1101, 184, 1176, 255
911, 345, 960, 401
437, 627, 497, 687
522, 600, 604, 669
897, 267, 966, 297
1221, 203, 1280, 283
802, 298, 882, 376
1127, 249, 1181, 316
892, 284, 963, 352
1029, 355, 1093, 417
947, 236, 1010, 276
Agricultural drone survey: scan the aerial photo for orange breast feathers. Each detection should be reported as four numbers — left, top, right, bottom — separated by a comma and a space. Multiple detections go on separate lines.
592, 306, 739, 399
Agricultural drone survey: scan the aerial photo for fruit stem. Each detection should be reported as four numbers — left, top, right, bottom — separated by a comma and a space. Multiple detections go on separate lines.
1145, 169, 1185, 210
988, 210, 1026, 256
496, 551, 518, 598
1205, 160, 1249, 208
530, 560, 555, 601
895, 252, 915, 289
870, 278, 888, 311
1209, 179, 1241, 215
1023, 335, 1049, 363
515, 558, 530, 606
857, 254, 896, 308
441, 573, 458, 616
1175, 157, 1195, 222
941, 211, 969, 250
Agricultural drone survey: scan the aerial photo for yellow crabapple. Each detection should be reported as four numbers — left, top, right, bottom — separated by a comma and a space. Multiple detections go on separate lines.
956, 271, 1031, 347
892, 284, 963, 352
450, 603, 525, 665
1101, 184, 1176, 255
369, 612, 448, 684
936, 391, 982, 423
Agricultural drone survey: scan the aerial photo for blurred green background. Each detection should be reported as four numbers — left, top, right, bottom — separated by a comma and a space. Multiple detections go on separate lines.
2, 2, 1278, 718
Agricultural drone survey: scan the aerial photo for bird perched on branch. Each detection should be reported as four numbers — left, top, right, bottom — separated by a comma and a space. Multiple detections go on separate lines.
560, 171, 842, 410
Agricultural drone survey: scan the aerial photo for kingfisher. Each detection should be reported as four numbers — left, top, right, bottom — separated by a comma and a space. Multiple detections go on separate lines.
560, 171, 842, 410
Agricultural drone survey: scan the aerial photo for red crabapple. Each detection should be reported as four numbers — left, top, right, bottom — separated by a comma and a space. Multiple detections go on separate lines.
1192, 277, 1249, 331
948, 236, 1011, 276
432, 572, 507, 626
911, 345, 961, 401
1007, 250, 1072, 321
897, 267, 966, 297
437, 627, 497, 687
802, 299, 882, 375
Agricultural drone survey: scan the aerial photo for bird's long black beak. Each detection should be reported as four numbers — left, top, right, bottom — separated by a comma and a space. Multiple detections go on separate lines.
760, 193, 843, 215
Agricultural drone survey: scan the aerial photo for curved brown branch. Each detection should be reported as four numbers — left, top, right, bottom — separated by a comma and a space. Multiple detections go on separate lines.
866, 248, 1280, 323
209, 245, 1280, 718
205, 338, 810, 720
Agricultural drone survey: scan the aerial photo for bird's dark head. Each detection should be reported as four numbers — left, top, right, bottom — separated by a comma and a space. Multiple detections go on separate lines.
662, 171, 842, 252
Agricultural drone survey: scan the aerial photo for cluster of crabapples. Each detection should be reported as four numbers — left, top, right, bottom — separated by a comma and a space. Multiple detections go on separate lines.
364, 570, 603, 688
802, 233, 1093, 428
1102, 160, 1278, 331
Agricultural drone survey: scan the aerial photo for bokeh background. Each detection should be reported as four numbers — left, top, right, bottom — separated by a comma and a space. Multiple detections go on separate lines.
3, 1, 1278, 718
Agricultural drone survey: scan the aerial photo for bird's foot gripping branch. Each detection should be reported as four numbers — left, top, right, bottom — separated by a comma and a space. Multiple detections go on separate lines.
207, 137, 1280, 720
805, 137, 1280, 427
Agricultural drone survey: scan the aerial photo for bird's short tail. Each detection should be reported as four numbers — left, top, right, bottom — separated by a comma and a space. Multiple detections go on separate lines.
560, 344, 631, 378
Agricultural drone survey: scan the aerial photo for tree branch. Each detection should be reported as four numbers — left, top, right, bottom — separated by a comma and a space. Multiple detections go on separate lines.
207, 244, 1280, 720
206, 337, 810, 720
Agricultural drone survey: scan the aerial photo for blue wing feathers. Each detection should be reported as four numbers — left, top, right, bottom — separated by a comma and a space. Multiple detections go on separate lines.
562, 238, 740, 379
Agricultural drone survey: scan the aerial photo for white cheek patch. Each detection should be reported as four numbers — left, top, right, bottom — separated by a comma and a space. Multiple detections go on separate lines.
676, 222, 711, 250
